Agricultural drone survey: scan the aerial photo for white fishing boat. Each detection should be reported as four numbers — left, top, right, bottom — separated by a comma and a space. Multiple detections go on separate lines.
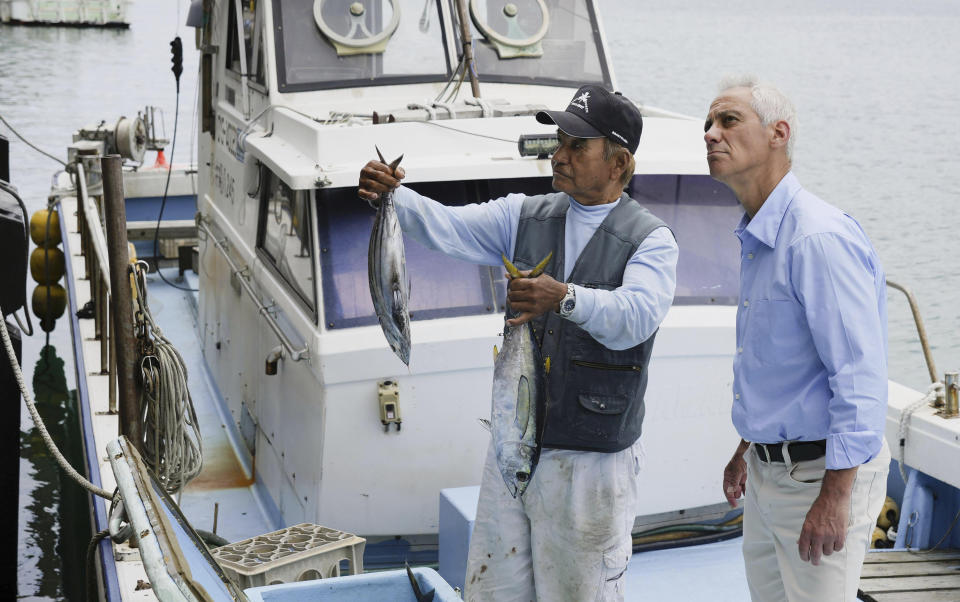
16, 0, 958, 599
0, 0, 129, 27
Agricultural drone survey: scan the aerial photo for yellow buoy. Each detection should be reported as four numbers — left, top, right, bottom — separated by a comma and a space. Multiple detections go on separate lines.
871, 526, 888, 548
32, 283, 67, 333
29, 209, 61, 247
29, 247, 66, 284
877, 496, 900, 530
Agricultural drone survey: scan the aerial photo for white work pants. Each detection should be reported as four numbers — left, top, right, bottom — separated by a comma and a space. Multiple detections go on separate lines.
743, 439, 890, 602
465, 439, 643, 602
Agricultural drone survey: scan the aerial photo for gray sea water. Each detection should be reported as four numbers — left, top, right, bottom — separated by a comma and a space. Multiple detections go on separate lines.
2, 0, 958, 598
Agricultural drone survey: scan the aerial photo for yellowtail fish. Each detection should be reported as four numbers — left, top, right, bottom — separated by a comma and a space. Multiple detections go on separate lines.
490, 252, 552, 497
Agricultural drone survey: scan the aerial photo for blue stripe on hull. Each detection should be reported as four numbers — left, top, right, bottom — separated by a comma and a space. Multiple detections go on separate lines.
59, 205, 122, 602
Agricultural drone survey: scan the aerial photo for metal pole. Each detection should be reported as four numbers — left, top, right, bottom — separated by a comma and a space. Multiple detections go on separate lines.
108, 318, 117, 414
101, 155, 141, 447
76, 182, 90, 281
99, 277, 109, 374
886, 279, 938, 384
945, 373, 959, 418
454, 0, 481, 98
92, 260, 102, 341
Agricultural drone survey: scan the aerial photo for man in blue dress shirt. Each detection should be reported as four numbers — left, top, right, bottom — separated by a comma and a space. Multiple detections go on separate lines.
706, 76, 890, 600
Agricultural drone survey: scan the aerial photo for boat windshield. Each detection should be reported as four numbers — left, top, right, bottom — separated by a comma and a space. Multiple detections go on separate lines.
274, 0, 451, 92
460, 0, 610, 87
316, 175, 739, 332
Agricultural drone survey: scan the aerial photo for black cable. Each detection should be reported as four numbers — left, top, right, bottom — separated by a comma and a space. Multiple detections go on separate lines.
0, 113, 67, 166
85, 528, 110, 602
153, 36, 197, 293
921, 505, 960, 552
419, 119, 516, 143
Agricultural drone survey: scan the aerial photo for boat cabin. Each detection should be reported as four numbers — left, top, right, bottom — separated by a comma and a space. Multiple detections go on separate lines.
189, 0, 743, 554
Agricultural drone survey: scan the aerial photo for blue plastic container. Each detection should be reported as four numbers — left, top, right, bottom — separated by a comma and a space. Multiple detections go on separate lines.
244, 567, 460, 601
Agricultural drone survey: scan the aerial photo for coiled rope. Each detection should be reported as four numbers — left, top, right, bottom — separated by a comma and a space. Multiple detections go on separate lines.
0, 312, 113, 499
132, 261, 203, 494
897, 381, 944, 484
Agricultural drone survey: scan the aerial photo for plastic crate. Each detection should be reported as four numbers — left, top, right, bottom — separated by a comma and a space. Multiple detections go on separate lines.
212, 523, 365, 588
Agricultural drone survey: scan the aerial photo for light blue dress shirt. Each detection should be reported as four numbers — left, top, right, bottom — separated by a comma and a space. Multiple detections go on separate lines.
392, 185, 678, 350
733, 171, 888, 470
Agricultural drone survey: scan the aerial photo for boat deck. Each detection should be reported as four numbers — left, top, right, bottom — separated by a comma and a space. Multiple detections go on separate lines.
626, 539, 960, 601
627, 536, 749, 600
62, 196, 278, 599
859, 549, 960, 601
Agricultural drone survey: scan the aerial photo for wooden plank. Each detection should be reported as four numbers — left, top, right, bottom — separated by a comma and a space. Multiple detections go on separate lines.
861, 560, 960, 577
869, 591, 960, 602
864, 550, 960, 563
860, 575, 960, 592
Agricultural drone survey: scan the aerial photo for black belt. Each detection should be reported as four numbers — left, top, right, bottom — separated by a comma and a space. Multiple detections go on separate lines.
755, 440, 826, 463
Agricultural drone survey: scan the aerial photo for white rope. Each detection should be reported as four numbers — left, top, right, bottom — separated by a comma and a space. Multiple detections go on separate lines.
898, 381, 944, 484
133, 262, 203, 494
0, 314, 112, 499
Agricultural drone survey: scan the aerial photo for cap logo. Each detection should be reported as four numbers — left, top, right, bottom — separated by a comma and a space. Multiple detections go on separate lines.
570, 91, 590, 113
610, 130, 628, 144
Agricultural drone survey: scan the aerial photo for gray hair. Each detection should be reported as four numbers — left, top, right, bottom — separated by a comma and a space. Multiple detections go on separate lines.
718, 75, 798, 161
602, 138, 636, 189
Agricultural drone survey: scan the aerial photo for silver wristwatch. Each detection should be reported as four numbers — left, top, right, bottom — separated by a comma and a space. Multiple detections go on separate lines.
558, 283, 576, 318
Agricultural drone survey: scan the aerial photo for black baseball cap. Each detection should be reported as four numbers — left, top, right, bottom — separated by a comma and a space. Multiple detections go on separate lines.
536, 85, 643, 154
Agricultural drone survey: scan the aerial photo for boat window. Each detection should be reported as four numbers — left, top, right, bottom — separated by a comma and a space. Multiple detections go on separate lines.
315, 174, 739, 332
273, 0, 451, 92
256, 169, 317, 312
226, 0, 266, 85
316, 180, 508, 329
457, 0, 609, 87
629, 175, 741, 305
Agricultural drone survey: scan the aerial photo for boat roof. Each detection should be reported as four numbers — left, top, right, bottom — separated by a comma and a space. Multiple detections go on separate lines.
244, 104, 709, 190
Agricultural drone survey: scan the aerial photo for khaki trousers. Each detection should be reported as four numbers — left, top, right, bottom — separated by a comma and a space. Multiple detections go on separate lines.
743, 439, 890, 602
465, 439, 643, 602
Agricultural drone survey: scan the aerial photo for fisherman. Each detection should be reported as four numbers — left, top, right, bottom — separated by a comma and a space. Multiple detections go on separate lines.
707, 76, 890, 601
358, 85, 678, 601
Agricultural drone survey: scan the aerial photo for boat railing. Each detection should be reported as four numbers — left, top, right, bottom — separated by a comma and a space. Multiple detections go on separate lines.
197, 217, 310, 362
73, 156, 119, 414
886, 279, 938, 385
71, 153, 143, 443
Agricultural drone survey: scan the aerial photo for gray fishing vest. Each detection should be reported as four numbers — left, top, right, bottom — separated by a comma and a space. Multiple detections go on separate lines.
511, 192, 669, 453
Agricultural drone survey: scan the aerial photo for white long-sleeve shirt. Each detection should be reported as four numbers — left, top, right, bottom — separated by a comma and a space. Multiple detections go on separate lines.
393, 186, 678, 350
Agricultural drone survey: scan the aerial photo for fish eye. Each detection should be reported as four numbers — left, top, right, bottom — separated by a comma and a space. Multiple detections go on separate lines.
516, 472, 529, 482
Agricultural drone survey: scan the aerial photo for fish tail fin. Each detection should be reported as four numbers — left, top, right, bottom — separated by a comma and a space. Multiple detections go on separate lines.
501, 254, 522, 279
389, 154, 404, 172
376, 146, 404, 173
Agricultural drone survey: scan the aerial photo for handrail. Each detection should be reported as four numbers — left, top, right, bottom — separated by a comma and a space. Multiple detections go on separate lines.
76, 162, 112, 294
198, 218, 309, 362
886, 279, 938, 384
